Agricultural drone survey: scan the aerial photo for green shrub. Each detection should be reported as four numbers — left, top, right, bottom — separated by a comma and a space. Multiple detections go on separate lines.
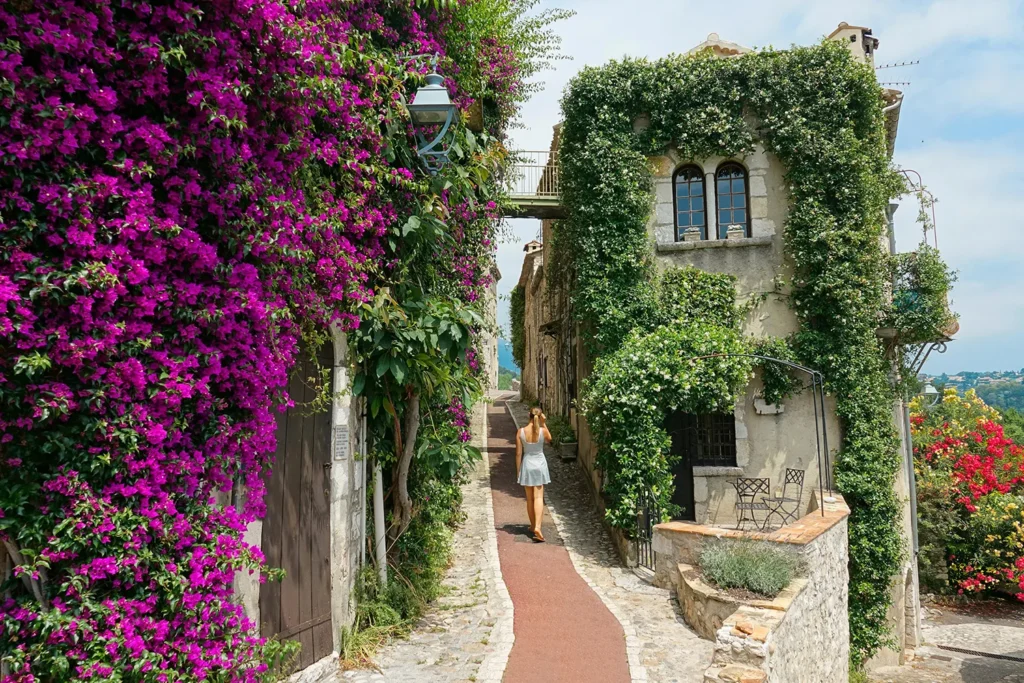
546, 415, 576, 446
510, 284, 526, 369
699, 540, 799, 598
849, 665, 870, 683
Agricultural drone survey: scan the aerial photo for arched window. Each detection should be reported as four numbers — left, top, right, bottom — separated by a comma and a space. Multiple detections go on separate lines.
674, 165, 707, 241
716, 163, 749, 239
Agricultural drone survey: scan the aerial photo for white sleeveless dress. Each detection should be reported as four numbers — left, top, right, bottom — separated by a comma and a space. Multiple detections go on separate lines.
518, 427, 551, 486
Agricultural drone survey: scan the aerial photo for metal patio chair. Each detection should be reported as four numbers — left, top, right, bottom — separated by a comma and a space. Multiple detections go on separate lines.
732, 477, 770, 531
763, 468, 806, 530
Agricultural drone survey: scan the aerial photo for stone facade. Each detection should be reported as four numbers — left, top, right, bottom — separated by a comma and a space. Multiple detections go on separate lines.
646, 144, 844, 527
482, 261, 501, 391
517, 240, 562, 411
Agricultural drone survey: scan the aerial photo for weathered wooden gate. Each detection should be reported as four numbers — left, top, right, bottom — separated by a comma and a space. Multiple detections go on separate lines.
261, 345, 334, 671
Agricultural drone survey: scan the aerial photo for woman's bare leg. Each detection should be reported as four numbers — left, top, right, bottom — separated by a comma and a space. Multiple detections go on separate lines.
525, 486, 536, 530
532, 485, 545, 535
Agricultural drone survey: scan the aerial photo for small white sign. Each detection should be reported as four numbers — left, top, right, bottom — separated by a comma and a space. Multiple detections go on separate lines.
334, 425, 349, 461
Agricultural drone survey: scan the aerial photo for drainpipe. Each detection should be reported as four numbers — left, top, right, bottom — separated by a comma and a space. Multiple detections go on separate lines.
903, 397, 920, 558
888, 202, 920, 559
373, 458, 387, 585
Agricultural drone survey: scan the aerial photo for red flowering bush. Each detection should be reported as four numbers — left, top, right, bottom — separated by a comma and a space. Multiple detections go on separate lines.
912, 389, 1024, 600
0, 0, 543, 680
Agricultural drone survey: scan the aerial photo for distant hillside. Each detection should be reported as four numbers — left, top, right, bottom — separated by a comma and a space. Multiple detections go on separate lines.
498, 338, 518, 371
922, 370, 1024, 412
923, 370, 1024, 392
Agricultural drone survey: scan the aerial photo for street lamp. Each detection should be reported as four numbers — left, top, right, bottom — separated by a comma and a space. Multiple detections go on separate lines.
407, 72, 457, 175
921, 382, 940, 407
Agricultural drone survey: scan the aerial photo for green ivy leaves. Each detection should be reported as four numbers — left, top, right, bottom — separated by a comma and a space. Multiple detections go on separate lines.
583, 268, 751, 526
557, 39, 917, 664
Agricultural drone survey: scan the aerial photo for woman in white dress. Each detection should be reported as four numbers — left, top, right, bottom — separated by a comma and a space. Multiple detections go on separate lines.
515, 407, 552, 542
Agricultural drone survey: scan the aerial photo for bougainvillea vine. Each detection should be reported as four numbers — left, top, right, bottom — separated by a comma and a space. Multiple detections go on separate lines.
0, 0, 547, 679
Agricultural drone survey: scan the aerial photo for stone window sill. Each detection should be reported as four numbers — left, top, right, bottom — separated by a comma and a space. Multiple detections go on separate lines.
693, 466, 744, 477
657, 236, 772, 252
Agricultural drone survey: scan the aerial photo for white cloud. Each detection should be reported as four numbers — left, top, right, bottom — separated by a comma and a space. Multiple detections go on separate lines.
911, 48, 1024, 117
886, 0, 1021, 58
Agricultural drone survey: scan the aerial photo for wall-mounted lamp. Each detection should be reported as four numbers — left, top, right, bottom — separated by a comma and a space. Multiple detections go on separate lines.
402, 61, 458, 175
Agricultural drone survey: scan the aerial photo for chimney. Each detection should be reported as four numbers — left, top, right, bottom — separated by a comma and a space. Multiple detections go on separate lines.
523, 240, 543, 254
828, 22, 880, 68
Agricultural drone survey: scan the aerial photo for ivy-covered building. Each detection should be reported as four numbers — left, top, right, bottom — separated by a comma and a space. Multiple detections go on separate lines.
515, 22, 946, 670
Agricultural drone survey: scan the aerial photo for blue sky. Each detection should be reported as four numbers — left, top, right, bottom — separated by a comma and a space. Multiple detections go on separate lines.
494, 0, 1024, 375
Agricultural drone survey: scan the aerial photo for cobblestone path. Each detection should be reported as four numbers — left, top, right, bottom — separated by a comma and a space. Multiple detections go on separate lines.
488, 399, 631, 683
507, 401, 713, 683
338, 402, 513, 683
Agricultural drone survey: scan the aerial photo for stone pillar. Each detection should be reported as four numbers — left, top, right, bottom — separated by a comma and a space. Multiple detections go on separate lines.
705, 170, 718, 240
328, 326, 364, 647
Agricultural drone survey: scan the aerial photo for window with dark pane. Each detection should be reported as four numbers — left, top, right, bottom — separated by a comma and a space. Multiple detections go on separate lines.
673, 166, 706, 241
716, 163, 749, 239
679, 412, 738, 467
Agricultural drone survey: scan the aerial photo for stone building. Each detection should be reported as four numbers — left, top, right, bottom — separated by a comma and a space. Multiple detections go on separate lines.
517, 238, 565, 409
515, 23, 922, 668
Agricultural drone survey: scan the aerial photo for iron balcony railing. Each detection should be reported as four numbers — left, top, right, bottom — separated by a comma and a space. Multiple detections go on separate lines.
508, 150, 560, 199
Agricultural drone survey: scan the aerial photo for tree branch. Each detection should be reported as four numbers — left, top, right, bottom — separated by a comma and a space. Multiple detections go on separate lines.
392, 392, 421, 536
3, 538, 48, 610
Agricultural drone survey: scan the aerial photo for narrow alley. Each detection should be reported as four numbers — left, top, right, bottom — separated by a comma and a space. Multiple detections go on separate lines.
487, 399, 630, 683
336, 395, 711, 683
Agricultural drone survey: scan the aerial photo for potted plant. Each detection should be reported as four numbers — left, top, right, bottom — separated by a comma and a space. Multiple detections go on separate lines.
726, 223, 746, 240
547, 415, 578, 461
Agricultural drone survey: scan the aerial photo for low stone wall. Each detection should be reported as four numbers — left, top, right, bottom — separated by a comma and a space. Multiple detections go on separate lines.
652, 495, 850, 683
676, 563, 807, 641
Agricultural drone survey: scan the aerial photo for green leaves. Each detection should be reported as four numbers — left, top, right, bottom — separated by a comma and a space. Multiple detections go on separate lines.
885, 244, 958, 347
583, 274, 751, 529
376, 354, 391, 379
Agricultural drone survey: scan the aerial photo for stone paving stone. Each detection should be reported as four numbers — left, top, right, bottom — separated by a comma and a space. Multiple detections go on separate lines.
870, 604, 1024, 683
338, 402, 513, 683
507, 400, 714, 683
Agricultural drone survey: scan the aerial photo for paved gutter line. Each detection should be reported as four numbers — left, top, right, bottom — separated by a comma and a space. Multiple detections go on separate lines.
506, 402, 650, 683
477, 402, 516, 683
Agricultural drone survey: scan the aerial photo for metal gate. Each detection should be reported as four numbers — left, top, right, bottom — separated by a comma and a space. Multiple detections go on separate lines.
260, 345, 334, 672
634, 487, 658, 571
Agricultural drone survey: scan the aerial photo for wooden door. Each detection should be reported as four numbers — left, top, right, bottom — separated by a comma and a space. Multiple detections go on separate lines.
666, 412, 696, 521
261, 344, 334, 671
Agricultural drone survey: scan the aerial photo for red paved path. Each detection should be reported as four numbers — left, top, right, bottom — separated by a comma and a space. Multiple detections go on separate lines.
488, 400, 630, 683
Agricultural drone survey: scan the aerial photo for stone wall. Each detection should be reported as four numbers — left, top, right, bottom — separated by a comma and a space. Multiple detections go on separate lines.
652, 496, 850, 683
765, 501, 849, 683
517, 246, 558, 407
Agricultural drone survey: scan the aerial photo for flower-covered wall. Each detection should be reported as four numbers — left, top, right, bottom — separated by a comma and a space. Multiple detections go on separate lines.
0, 0, 565, 679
